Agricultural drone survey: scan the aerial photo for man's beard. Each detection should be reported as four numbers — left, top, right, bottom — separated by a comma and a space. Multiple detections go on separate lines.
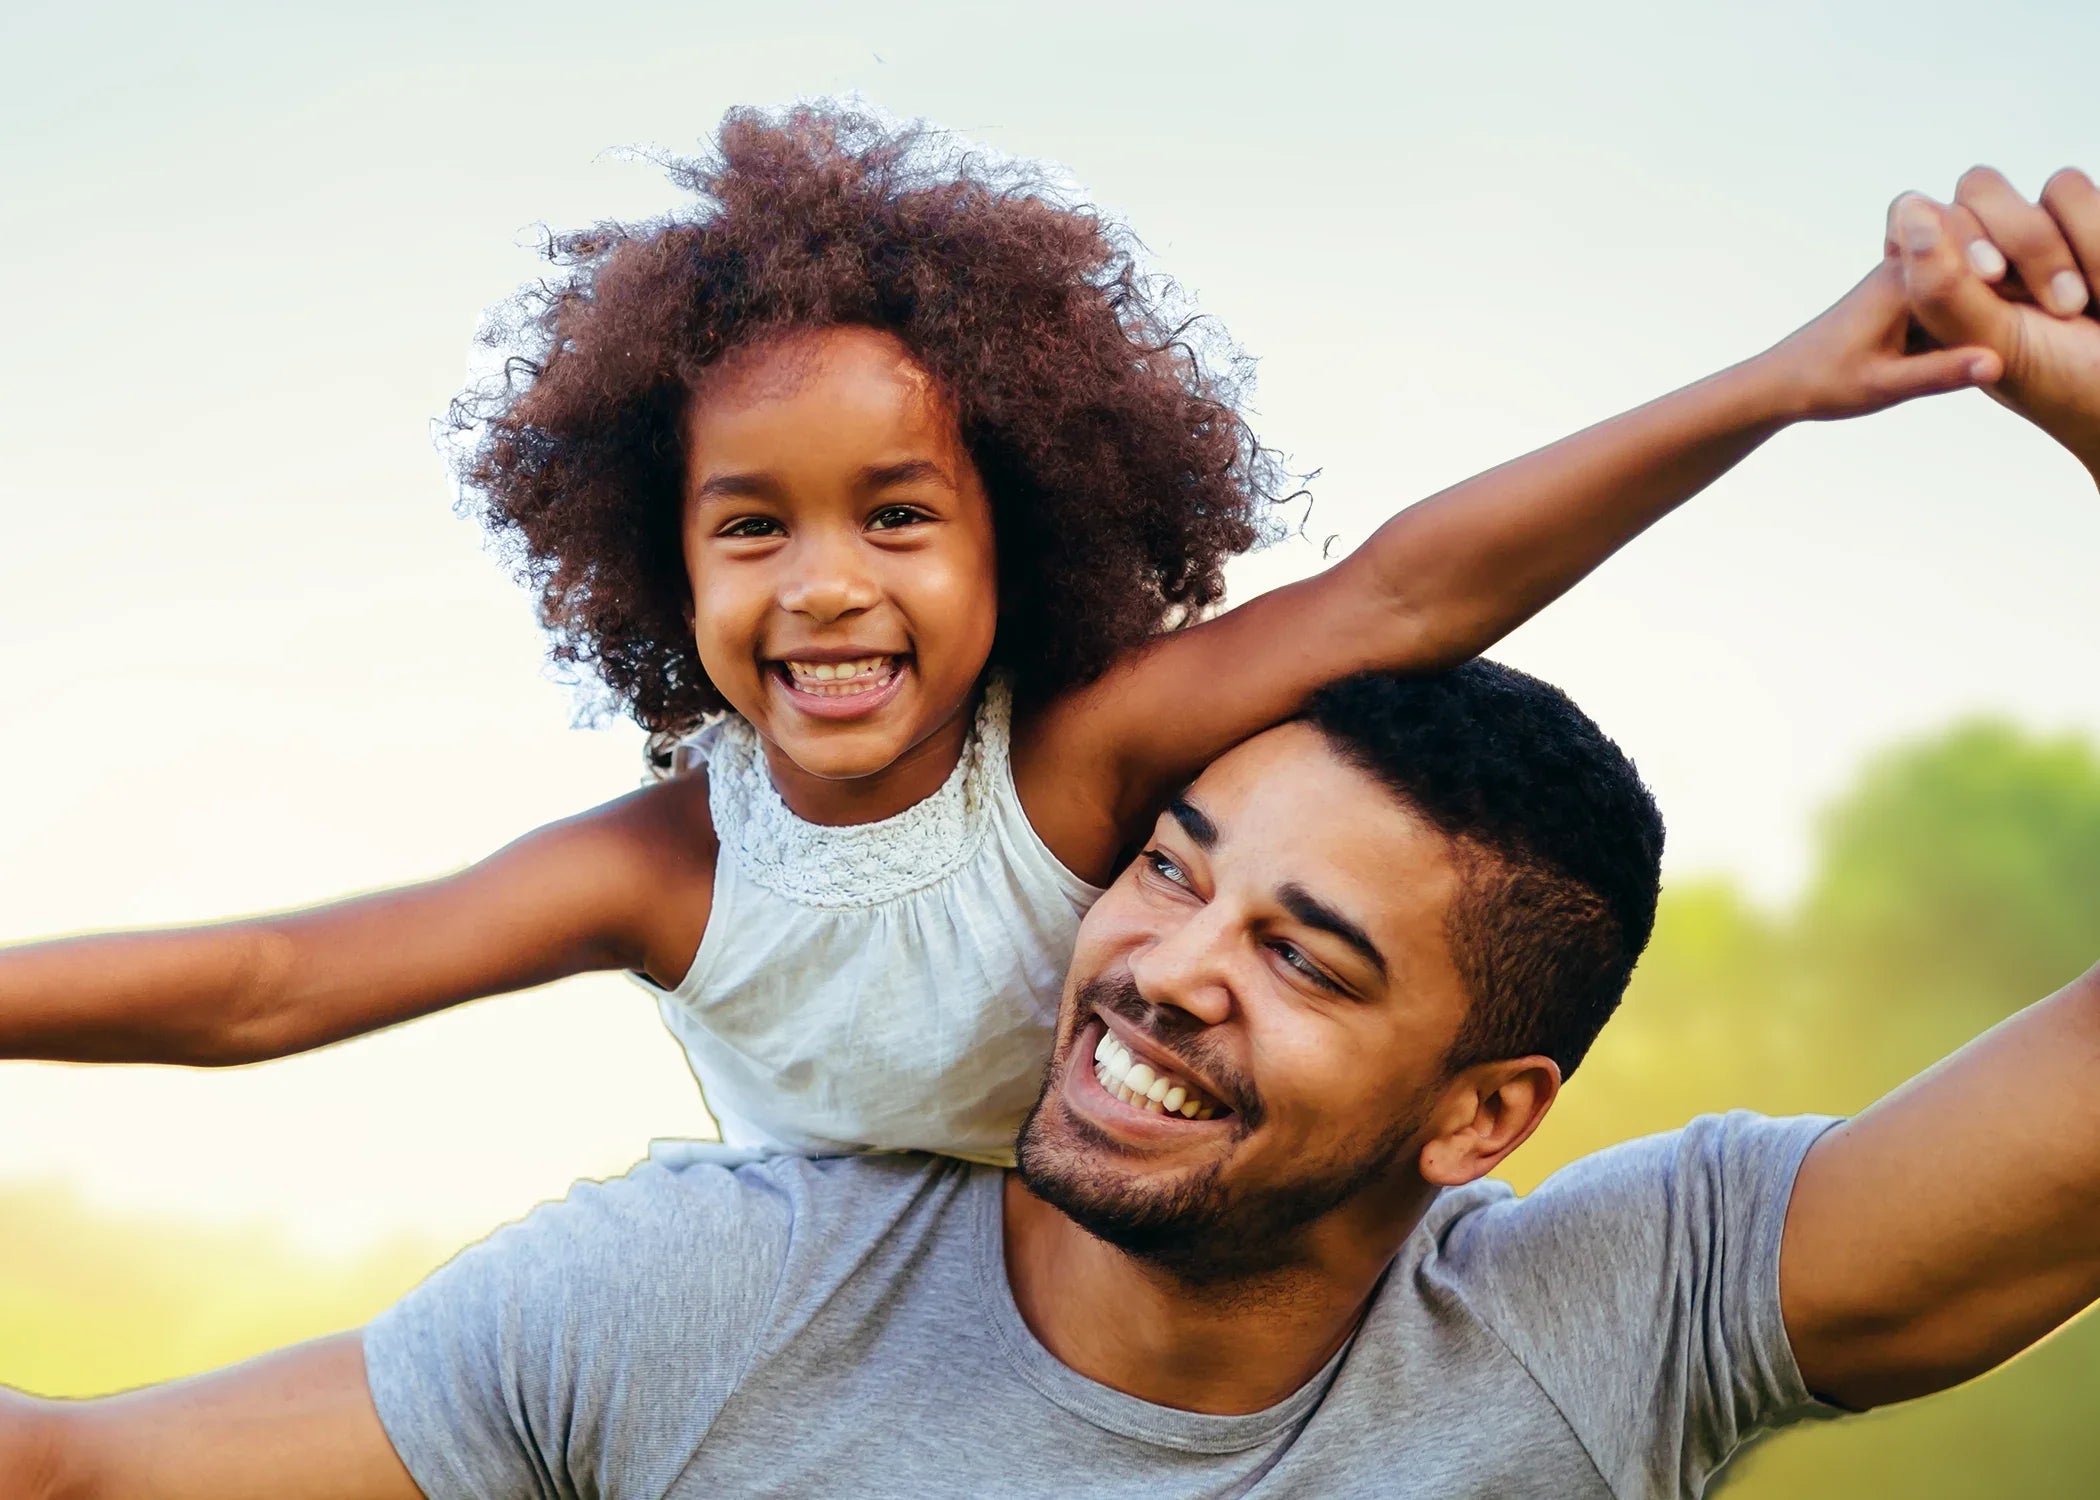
1016, 971, 1427, 1286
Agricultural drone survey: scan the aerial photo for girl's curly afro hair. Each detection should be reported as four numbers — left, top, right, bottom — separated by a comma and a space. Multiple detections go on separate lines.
451, 102, 1293, 738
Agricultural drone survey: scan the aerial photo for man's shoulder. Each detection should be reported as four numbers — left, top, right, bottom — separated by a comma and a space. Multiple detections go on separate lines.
366, 1151, 989, 1499
456, 1148, 978, 1313
610, 1146, 974, 1240
1358, 1113, 1841, 1497
1418, 1110, 1839, 1254
1392, 1110, 1840, 1346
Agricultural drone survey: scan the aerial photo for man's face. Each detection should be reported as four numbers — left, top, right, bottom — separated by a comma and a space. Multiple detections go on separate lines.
1017, 722, 1480, 1280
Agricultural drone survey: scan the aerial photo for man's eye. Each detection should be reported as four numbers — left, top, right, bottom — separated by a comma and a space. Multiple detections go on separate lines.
1141, 849, 1191, 887
1273, 941, 1341, 992
719, 517, 784, 538
868, 505, 929, 531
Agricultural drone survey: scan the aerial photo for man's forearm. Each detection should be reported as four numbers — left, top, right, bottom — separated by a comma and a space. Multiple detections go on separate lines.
0, 1391, 68, 1500
0, 1336, 423, 1500
1359, 354, 1794, 667
1785, 962, 2100, 1408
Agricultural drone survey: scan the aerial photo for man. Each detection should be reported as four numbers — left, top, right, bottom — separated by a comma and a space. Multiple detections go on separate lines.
7, 174, 2100, 1499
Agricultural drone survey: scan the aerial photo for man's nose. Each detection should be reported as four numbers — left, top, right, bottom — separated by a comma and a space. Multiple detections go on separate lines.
776, 530, 881, 624
1126, 905, 1237, 1029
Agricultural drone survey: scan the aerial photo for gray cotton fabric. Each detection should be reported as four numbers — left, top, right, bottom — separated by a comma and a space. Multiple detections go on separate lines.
365, 1110, 1840, 1500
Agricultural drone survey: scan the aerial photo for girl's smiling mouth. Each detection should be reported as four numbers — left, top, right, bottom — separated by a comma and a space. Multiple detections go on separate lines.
769, 653, 910, 720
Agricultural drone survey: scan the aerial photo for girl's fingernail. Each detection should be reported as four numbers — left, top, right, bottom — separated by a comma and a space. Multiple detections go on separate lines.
1966, 239, 2007, 279
2049, 269, 2091, 316
1897, 197, 1941, 254
1969, 354, 1997, 382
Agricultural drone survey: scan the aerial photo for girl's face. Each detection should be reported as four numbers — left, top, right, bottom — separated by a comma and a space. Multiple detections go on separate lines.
680, 325, 1000, 822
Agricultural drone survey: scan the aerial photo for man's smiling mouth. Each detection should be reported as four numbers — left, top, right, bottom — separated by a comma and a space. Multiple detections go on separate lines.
1092, 1028, 1225, 1120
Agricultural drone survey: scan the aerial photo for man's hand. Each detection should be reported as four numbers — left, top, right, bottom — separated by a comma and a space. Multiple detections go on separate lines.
1889, 168, 2100, 476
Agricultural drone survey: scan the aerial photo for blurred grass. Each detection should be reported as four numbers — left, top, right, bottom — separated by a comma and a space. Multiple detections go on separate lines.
6, 716, 2099, 1493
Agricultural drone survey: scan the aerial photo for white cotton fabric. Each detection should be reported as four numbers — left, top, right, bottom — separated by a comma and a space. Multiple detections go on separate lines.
631, 679, 1102, 1166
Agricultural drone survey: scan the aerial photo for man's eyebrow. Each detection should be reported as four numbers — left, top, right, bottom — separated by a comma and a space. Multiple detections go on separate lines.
1166, 796, 1217, 850
1278, 881, 1388, 980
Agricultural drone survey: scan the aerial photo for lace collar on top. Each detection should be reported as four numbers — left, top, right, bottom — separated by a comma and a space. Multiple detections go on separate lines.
701, 678, 1012, 909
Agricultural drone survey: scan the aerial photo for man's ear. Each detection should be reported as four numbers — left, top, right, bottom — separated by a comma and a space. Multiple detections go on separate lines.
1416, 1056, 1562, 1188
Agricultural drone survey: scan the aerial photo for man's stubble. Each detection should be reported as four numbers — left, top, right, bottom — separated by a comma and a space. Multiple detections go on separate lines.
1015, 971, 1428, 1287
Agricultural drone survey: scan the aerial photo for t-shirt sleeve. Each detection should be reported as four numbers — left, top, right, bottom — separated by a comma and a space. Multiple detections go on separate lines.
1438, 1110, 1842, 1499
361, 1160, 793, 1500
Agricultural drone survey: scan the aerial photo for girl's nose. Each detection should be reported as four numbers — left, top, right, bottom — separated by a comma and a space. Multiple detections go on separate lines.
777, 533, 882, 624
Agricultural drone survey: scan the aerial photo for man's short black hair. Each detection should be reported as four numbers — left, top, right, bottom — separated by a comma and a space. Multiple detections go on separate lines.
1302, 661, 1664, 1079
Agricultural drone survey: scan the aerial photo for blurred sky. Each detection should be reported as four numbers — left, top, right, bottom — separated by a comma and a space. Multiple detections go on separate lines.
3, 0, 2098, 1250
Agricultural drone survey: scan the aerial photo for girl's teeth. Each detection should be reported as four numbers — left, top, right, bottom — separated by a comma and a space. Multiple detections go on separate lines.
782, 656, 898, 696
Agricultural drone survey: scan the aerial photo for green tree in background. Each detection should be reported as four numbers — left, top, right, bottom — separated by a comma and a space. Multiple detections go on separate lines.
1805, 721, 2100, 1073
1526, 718, 2100, 1496
5, 717, 2099, 1495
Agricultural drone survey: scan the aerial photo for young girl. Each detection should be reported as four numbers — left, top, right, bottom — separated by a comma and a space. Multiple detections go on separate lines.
0, 105, 2001, 1166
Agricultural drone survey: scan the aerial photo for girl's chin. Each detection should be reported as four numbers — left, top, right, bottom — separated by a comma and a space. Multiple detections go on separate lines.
773, 731, 918, 783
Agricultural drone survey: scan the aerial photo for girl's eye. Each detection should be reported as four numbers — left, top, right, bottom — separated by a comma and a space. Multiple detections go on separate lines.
867, 505, 929, 531
719, 516, 784, 539
1272, 941, 1342, 994
1140, 848, 1191, 888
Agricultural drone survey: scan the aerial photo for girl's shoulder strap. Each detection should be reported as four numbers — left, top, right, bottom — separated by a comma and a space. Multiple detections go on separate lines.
644, 715, 736, 785
973, 675, 1015, 774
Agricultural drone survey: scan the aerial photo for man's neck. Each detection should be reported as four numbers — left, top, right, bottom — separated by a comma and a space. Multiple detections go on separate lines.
999, 1175, 1425, 1415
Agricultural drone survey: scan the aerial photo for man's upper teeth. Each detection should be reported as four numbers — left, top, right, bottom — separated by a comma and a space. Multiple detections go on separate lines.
1091, 1029, 1220, 1119
785, 656, 892, 683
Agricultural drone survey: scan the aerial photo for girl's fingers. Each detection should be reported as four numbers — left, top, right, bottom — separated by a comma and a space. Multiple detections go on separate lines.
1955, 164, 2090, 317
1888, 193, 2019, 356
2038, 168, 2100, 304
1874, 343, 2002, 404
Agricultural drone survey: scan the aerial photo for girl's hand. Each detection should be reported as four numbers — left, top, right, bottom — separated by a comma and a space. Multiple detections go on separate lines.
1891, 168, 2100, 476
1761, 258, 2003, 424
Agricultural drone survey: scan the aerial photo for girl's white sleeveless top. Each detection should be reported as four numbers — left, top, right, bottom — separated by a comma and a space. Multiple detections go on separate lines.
632, 681, 1102, 1167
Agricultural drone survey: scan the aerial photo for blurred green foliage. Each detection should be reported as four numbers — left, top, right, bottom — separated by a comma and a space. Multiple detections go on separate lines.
6, 718, 2099, 1493
1520, 719, 2100, 1495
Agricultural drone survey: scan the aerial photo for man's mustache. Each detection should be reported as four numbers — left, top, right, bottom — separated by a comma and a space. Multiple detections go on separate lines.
1074, 969, 1265, 1129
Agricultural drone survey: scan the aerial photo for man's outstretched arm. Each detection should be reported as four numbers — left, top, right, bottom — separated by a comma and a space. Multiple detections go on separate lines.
1781, 963, 2100, 1408
1781, 167, 2100, 1411
1, 1333, 422, 1500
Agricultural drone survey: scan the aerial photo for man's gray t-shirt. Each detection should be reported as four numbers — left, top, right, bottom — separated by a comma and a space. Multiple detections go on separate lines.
366, 1111, 1838, 1499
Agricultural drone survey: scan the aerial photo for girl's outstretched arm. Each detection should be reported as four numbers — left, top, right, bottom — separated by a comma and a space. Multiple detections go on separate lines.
0, 775, 716, 1067
1017, 256, 2010, 876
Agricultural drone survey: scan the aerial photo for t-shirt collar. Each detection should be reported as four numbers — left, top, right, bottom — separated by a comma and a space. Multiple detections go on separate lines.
968, 1166, 1355, 1455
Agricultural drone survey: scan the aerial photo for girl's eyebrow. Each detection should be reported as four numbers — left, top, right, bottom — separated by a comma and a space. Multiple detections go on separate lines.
692, 459, 952, 504
861, 458, 952, 491
693, 470, 782, 503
